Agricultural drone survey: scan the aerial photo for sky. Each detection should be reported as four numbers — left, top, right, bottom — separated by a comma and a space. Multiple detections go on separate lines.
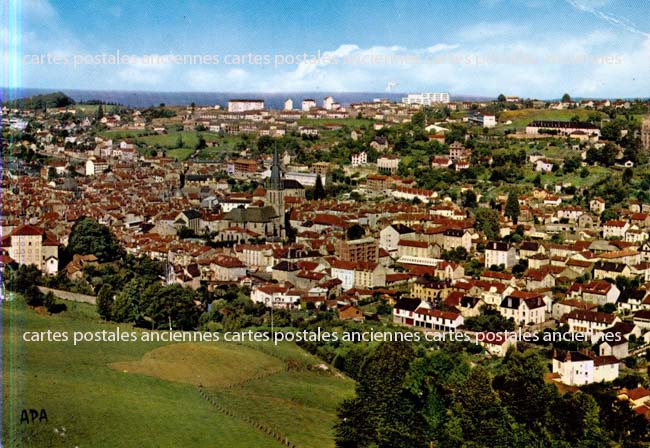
1, 0, 650, 97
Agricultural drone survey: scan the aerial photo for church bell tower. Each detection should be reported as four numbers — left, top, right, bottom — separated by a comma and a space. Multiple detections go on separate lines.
265, 145, 285, 218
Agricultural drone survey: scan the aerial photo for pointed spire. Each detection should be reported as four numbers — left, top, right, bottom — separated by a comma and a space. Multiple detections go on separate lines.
268, 144, 283, 190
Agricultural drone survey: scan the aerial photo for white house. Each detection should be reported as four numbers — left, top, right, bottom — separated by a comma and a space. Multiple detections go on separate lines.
567, 280, 620, 306
535, 159, 555, 172
301, 99, 316, 111
564, 310, 620, 338
603, 220, 629, 239
393, 297, 464, 332
552, 350, 619, 386
85, 157, 109, 176
589, 197, 606, 215
351, 151, 368, 167
498, 292, 546, 326
323, 96, 335, 110
251, 283, 301, 309
379, 224, 415, 252
485, 242, 517, 269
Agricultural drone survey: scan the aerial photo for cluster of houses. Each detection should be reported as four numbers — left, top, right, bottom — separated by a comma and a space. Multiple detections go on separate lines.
5, 96, 650, 393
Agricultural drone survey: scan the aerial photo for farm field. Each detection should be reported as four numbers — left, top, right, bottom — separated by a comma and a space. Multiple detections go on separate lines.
2, 299, 354, 448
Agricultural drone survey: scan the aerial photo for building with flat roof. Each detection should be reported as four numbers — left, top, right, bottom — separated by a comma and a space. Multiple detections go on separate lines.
338, 237, 379, 263
401, 92, 450, 105
228, 99, 264, 112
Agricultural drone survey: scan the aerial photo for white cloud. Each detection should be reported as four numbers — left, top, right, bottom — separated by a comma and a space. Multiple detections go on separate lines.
9, 0, 650, 98
22, 0, 57, 21
426, 44, 460, 53
566, 0, 650, 38
247, 35, 649, 97
114, 55, 176, 86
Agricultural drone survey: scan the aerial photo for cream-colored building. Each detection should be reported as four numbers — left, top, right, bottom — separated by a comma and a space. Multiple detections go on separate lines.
1, 225, 59, 274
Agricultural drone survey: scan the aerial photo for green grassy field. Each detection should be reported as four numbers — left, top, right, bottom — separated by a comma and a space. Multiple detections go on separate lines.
133, 131, 221, 148
165, 148, 195, 161
2, 299, 354, 447
74, 104, 120, 115
97, 130, 152, 139
499, 108, 606, 130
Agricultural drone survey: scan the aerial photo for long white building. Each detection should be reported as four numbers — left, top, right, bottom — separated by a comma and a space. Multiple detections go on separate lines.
401, 92, 450, 105
227, 99, 265, 112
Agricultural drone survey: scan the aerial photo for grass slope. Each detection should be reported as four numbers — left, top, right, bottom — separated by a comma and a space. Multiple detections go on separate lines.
2, 299, 353, 447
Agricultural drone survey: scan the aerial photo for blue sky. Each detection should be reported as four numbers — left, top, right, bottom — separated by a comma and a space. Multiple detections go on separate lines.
2, 0, 650, 97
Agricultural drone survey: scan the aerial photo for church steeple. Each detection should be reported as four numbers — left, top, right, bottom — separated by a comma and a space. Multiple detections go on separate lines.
265, 144, 285, 222
268, 144, 284, 190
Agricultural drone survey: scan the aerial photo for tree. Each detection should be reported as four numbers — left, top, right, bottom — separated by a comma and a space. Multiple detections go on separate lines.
313, 174, 326, 200
68, 217, 124, 262
444, 246, 469, 262
175, 135, 184, 149
96, 284, 114, 321
600, 208, 618, 224
493, 351, 556, 434
3, 264, 43, 293
140, 283, 202, 330
450, 366, 515, 448
195, 134, 207, 150
43, 291, 56, 311
601, 121, 622, 142
95, 104, 104, 120
346, 224, 365, 241
623, 167, 634, 184
461, 189, 477, 208
112, 277, 145, 324
562, 93, 572, 103
582, 384, 650, 447
335, 341, 427, 448
587, 143, 618, 167
475, 208, 501, 241
42, 291, 65, 313
24, 285, 44, 307
505, 192, 520, 224
445, 124, 467, 145
177, 226, 196, 240
256, 135, 274, 154
497, 93, 506, 102
564, 155, 581, 173
552, 392, 608, 447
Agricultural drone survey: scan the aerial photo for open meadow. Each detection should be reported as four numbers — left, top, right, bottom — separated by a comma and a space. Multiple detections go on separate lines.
1, 298, 354, 448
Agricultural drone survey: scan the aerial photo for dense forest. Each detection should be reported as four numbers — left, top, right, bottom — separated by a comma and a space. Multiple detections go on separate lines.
333, 342, 650, 448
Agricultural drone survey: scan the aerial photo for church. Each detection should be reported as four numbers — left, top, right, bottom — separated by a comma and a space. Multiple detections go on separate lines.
222, 147, 286, 241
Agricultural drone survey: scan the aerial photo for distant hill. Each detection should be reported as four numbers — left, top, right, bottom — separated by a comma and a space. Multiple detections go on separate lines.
3, 91, 75, 109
